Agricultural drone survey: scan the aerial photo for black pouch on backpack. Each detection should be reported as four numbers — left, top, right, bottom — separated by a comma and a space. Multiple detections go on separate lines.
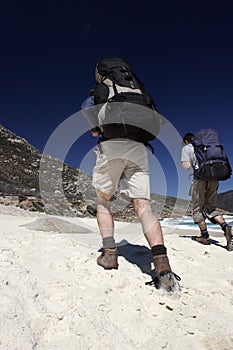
94, 57, 164, 143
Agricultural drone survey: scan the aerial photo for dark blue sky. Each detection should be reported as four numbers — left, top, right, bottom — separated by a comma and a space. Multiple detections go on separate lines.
0, 0, 233, 198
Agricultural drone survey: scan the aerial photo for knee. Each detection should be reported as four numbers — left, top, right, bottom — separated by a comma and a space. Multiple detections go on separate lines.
133, 198, 151, 217
96, 189, 112, 209
96, 189, 112, 202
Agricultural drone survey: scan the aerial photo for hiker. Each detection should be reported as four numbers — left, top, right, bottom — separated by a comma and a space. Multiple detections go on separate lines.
181, 132, 233, 251
87, 57, 180, 291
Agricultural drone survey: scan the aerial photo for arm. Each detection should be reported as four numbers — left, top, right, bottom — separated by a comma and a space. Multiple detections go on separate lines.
181, 161, 191, 170
81, 96, 100, 135
181, 145, 193, 170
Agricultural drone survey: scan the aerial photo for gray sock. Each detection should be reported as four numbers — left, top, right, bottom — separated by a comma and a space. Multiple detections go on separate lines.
103, 236, 116, 249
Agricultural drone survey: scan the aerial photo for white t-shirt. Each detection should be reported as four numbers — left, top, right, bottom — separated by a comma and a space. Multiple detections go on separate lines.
181, 143, 199, 169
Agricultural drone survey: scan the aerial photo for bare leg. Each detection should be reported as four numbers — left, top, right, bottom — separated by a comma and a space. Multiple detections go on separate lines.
96, 189, 114, 239
96, 190, 118, 269
211, 215, 233, 251
210, 214, 225, 226
133, 198, 180, 291
133, 198, 164, 247
197, 220, 207, 231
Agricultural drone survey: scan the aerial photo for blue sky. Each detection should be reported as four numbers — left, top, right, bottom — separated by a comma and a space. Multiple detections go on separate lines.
0, 0, 232, 199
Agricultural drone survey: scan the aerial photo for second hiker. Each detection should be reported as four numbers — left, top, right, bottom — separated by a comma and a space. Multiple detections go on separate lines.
181, 130, 233, 251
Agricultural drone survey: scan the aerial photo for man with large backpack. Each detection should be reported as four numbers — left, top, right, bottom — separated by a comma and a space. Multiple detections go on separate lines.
88, 57, 180, 292
181, 129, 233, 250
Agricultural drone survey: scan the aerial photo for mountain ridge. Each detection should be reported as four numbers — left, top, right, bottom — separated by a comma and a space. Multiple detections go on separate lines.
0, 124, 231, 220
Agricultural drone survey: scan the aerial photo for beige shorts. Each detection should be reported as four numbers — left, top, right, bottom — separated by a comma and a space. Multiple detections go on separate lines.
92, 139, 150, 200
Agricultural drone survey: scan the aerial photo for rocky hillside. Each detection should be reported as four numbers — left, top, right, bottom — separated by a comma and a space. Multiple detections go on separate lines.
217, 190, 233, 212
0, 123, 210, 220
0, 124, 95, 217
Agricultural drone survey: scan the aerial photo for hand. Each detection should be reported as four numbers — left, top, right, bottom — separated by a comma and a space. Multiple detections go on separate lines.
91, 130, 101, 137
91, 127, 101, 137
181, 161, 191, 170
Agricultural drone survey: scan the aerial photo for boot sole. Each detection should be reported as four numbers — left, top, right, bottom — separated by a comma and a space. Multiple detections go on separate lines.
159, 272, 180, 292
227, 240, 233, 251
225, 227, 233, 251
192, 236, 211, 245
97, 258, 119, 270
97, 264, 118, 270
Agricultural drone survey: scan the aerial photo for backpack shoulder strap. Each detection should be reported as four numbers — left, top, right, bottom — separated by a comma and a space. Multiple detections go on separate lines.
145, 142, 155, 154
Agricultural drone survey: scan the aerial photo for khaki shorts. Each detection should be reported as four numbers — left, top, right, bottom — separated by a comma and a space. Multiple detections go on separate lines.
92, 139, 150, 200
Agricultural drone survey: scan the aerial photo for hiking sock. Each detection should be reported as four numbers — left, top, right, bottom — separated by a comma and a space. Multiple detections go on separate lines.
200, 229, 209, 239
151, 245, 167, 257
102, 236, 116, 249
220, 222, 228, 233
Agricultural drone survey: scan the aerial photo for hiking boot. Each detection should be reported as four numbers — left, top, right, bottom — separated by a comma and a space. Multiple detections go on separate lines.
153, 254, 180, 292
193, 236, 211, 245
224, 226, 233, 251
97, 248, 118, 270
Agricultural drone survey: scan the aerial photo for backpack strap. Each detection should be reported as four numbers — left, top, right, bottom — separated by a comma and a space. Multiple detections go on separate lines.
131, 71, 158, 110
145, 142, 155, 154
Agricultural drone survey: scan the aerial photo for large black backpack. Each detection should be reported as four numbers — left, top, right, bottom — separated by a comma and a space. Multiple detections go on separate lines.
191, 128, 232, 181
94, 57, 164, 144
